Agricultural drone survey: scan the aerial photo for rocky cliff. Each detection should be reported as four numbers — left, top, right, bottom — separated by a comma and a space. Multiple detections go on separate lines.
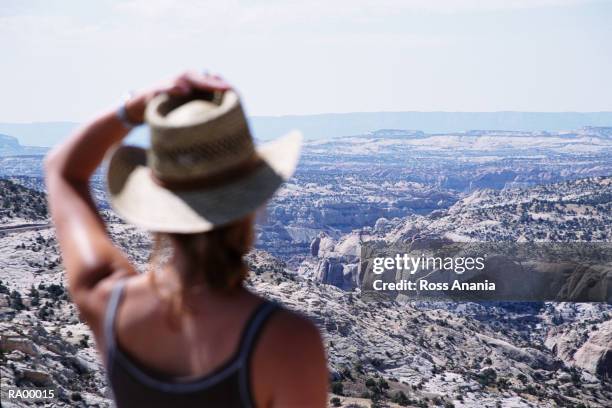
1, 181, 611, 407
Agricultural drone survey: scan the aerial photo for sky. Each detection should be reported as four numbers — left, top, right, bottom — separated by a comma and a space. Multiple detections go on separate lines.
0, 0, 611, 122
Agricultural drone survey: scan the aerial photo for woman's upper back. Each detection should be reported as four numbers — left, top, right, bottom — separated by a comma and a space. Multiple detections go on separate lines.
98, 274, 328, 408
104, 276, 275, 407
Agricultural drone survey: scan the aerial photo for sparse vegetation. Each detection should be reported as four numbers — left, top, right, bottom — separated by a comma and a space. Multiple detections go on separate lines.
0, 178, 48, 222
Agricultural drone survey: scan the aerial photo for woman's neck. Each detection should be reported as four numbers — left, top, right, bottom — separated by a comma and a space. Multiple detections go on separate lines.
152, 263, 246, 303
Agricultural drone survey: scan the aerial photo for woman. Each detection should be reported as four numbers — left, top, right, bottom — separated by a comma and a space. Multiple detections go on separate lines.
45, 71, 328, 407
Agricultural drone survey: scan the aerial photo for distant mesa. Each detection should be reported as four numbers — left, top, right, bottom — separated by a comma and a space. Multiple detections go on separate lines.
249, 111, 612, 141
1, 112, 612, 146
0, 122, 79, 148
0, 133, 47, 157
578, 126, 612, 138
0, 133, 21, 151
368, 129, 426, 138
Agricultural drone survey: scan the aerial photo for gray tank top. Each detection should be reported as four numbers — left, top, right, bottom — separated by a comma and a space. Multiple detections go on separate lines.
103, 279, 278, 408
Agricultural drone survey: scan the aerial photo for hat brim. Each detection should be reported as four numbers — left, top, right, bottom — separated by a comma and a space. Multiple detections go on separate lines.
106, 131, 302, 233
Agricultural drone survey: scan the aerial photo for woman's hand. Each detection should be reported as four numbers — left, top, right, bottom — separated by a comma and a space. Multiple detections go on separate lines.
125, 71, 232, 124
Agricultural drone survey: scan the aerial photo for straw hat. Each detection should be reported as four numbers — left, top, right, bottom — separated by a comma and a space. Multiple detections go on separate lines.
106, 90, 301, 233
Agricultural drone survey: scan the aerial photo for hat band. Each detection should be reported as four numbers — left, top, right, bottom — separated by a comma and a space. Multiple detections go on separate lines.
150, 154, 264, 191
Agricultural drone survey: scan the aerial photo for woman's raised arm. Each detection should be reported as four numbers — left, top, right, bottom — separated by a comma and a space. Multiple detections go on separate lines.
44, 72, 231, 333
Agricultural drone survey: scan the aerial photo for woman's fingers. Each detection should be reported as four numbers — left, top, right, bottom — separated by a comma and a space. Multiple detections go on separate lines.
182, 71, 232, 91
166, 78, 192, 96
146, 71, 232, 100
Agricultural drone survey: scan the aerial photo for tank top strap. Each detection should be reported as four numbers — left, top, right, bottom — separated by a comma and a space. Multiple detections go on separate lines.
237, 300, 279, 408
103, 277, 128, 365
237, 301, 278, 361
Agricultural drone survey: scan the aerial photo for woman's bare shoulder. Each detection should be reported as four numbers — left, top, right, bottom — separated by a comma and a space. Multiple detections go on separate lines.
257, 303, 326, 366
252, 303, 328, 407
269, 306, 321, 340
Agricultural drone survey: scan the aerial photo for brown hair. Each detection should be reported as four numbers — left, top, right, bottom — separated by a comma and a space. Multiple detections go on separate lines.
148, 215, 254, 320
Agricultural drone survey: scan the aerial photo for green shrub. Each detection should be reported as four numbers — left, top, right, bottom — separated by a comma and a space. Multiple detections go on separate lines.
331, 381, 344, 395
391, 390, 410, 406
9, 290, 25, 311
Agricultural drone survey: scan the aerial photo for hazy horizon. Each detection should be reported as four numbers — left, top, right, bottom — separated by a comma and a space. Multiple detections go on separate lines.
2, 111, 612, 147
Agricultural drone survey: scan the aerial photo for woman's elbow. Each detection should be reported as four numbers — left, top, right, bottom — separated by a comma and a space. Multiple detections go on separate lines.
43, 147, 61, 176
44, 145, 73, 182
